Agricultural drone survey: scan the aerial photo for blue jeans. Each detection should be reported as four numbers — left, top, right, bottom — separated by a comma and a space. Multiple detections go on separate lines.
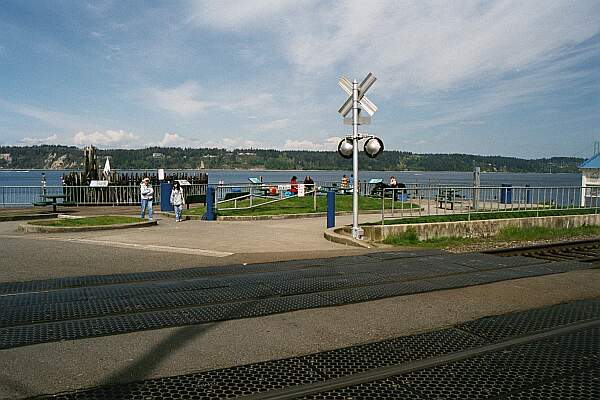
140, 198, 153, 220
174, 204, 183, 221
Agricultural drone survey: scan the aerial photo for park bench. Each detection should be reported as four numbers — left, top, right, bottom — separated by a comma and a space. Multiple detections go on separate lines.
436, 189, 463, 210
185, 194, 206, 209
32, 200, 53, 207
223, 191, 249, 201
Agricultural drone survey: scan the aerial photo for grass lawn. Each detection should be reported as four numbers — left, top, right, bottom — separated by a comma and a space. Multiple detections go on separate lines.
383, 225, 600, 248
378, 208, 600, 225
185, 195, 420, 217
30, 216, 145, 227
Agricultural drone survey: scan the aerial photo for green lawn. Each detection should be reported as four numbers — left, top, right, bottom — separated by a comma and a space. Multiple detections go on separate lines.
30, 216, 145, 227
379, 208, 600, 225
184, 195, 419, 217
383, 225, 600, 248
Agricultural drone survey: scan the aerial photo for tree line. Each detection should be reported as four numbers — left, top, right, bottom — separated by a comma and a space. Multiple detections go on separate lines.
0, 145, 584, 173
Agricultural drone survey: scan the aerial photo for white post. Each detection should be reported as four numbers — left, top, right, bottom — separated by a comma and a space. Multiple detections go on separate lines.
473, 167, 480, 211
351, 79, 362, 239
581, 171, 587, 207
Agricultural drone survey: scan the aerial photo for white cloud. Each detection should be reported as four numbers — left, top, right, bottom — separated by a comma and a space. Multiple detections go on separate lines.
255, 118, 290, 132
205, 137, 263, 150
188, 1, 600, 94
0, 99, 93, 132
188, 0, 301, 30
142, 81, 214, 116
73, 130, 139, 146
282, 136, 340, 151
20, 134, 59, 145
157, 132, 187, 147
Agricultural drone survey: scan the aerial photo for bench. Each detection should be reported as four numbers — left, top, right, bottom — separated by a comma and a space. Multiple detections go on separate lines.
436, 189, 463, 210
185, 194, 206, 209
33, 201, 53, 207
223, 192, 249, 201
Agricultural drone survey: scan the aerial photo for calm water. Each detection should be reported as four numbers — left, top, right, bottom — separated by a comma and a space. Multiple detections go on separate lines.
0, 168, 582, 187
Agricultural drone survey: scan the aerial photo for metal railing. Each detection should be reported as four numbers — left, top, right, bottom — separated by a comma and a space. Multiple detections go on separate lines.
215, 183, 317, 212
380, 185, 600, 223
0, 184, 207, 207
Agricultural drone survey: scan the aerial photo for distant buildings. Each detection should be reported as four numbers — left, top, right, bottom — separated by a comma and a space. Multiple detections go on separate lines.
0, 153, 12, 163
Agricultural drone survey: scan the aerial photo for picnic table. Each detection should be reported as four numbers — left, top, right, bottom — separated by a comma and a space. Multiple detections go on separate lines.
436, 189, 463, 210
33, 194, 73, 213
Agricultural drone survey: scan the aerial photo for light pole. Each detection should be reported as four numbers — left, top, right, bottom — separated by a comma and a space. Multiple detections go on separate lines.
337, 73, 383, 239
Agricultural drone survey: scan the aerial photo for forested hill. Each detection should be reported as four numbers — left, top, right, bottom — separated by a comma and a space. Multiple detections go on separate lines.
0, 145, 584, 173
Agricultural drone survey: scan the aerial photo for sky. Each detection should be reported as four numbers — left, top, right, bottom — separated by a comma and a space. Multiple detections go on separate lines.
0, 0, 599, 158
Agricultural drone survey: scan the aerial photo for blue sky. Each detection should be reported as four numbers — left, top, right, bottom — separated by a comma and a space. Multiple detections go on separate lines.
0, 0, 598, 158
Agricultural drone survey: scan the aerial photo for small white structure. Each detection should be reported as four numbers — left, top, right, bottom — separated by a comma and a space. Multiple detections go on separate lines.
579, 153, 600, 206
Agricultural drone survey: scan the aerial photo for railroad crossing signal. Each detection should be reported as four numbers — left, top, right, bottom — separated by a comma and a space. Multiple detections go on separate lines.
335, 72, 383, 240
338, 73, 378, 117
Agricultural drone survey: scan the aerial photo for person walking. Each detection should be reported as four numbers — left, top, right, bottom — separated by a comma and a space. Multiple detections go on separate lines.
170, 181, 185, 222
140, 177, 154, 221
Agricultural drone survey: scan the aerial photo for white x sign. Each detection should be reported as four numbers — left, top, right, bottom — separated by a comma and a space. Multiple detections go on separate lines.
338, 73, 378, 117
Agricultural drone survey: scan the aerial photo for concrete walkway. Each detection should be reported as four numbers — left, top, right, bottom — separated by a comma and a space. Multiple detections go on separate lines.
0, 207, 379, 281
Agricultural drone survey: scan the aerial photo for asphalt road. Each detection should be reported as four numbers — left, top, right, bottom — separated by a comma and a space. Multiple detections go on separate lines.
2, 216, 600, 399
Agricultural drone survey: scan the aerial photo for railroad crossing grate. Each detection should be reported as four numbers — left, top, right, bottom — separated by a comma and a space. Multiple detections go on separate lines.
28, 299, 600, 399
457, 298, 600, 342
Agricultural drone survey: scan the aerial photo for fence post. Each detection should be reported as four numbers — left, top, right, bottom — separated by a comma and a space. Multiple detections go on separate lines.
206, 186, 216, 221
327, 191, 335, 228
313, 184, 317, 211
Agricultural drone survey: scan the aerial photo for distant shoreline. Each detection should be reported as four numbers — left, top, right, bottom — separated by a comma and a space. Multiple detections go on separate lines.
0, 168, 580, 175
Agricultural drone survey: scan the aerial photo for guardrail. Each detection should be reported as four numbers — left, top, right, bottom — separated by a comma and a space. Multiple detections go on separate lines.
380, 185, 600, 223
0, 184, 207, 207
215, 183, 317, 212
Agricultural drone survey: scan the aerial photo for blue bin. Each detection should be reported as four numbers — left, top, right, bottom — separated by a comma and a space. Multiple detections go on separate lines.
160, 182, 174, 211
525, 185, 532, 204
500, 184, 512, 204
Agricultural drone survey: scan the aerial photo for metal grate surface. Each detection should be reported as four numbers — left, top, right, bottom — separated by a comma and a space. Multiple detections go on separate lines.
29, 299, 600, 400
0, 256, 373, 295
458, 298, 600, 342
31, 326, 482, 400
1, 257, 591, 349
505, 367, 600, 399
303, 325, 600, 400
300, 328, 486, 379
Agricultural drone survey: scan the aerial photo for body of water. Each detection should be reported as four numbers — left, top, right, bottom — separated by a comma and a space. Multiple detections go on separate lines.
0, 169, 582, 187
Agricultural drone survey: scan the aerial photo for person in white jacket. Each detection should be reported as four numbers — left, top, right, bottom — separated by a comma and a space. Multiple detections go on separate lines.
140, 177, 154, 221
170, 181, 186, 222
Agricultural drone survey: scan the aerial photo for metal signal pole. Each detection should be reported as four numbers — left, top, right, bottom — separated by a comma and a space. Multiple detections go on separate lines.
351, 79, 361, 239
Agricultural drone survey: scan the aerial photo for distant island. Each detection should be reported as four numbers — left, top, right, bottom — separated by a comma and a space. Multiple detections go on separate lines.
0, 145, 583, 173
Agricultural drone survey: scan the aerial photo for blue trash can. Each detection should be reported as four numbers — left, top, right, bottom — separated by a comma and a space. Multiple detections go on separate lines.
160, 182, 174, 211
327, 191, 335, 228
205, 186, 216, 221
525, 185, 532, 204
500, 184, 512, 204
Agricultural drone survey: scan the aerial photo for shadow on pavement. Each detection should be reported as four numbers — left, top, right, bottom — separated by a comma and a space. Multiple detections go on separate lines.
100, 323, 217, 387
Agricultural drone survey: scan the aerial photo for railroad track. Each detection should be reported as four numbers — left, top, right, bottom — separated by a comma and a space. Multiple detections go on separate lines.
485, 238, 600, 262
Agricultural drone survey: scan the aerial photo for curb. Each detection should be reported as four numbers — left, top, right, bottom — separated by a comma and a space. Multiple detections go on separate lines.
323, 226, 373, 248
19, 219, 157, 233
0, 213, 58, 222
217, 210, 382, 221
156, 211, 198, 220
